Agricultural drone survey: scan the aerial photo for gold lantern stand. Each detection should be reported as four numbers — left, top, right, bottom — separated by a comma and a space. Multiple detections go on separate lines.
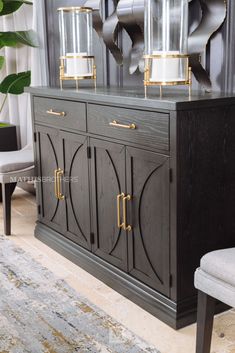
58, 7, 97, 90
59, 54, 97, 90
143, 54, 192, 97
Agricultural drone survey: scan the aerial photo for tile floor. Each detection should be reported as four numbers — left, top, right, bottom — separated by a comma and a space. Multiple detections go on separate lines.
0, 188, 234, 353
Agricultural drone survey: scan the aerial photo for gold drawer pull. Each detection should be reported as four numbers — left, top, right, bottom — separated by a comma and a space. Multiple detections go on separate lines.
54, 169, 65, 200
46, 109, 66, 117
57, 168, 65, 200
122, 194, 132, 232
109, 120, 136, 129
117, 193, 125, 229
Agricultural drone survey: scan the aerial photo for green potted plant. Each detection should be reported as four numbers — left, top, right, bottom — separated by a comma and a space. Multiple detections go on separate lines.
0, 0, 38, 115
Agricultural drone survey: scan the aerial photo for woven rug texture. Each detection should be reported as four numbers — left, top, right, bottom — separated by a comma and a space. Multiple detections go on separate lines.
0, 235, 161, 353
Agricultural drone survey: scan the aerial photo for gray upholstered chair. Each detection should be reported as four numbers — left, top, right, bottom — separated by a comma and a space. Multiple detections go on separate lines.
194, 248, 235, 353
0, 144, 35, 235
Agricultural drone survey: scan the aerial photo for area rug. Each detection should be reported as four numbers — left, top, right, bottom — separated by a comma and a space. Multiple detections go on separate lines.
0, 235, 160, 353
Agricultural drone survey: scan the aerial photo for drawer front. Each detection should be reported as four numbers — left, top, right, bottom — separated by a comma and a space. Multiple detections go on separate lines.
87, 104, 169, 151
34, 97, 86, 132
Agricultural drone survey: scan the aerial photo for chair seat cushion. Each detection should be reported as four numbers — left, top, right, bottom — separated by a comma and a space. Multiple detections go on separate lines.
200, 248, 235, 287
0, 148, 34, 173
195, 268, 235, 308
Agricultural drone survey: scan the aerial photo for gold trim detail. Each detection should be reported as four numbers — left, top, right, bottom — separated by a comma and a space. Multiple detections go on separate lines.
109, 120, 136, 129
60, 55, 95, 59
60, 75, 95, 80
144, 80, 190, 87
57, 7, 92, 13
144, 54, 189, 59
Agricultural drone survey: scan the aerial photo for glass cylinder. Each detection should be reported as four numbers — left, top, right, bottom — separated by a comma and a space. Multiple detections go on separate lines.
144, 0, 189, 85
58, 7, 95, 81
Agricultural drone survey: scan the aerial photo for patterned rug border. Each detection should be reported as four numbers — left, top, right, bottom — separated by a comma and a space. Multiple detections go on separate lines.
0, 235, 161, 353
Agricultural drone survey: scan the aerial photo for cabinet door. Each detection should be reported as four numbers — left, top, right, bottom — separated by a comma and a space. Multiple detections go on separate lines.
35, 125, 66, 233
126, 147, 170, 295
90, 138, 127, 271
62, 131, 91, 250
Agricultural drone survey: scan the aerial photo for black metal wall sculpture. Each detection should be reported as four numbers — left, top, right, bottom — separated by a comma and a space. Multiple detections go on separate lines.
84, 0, 227, 89
188, 0, 227, 90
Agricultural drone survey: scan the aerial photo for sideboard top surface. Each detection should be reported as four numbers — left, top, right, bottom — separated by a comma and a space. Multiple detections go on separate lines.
26, 86, 235, 111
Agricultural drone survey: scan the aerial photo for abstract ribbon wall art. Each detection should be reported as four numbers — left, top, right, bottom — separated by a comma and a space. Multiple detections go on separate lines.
84, 0, 227, 89
188, 0, 227, 89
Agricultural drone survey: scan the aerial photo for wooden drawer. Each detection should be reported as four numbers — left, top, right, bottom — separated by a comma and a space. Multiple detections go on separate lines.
87, 104, 169, 151
34, 97, 86, 132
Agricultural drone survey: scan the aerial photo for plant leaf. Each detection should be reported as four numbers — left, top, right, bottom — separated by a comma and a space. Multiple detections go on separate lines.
0, 71, 31, 94
0, 30, 38, 48
0, 56, 5, 69
0, 0, 32, 16
0, 0, 3, 12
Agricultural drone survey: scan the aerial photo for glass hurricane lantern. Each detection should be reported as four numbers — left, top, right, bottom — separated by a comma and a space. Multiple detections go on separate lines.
144, 0, 191, 95
58, 6, 96, 90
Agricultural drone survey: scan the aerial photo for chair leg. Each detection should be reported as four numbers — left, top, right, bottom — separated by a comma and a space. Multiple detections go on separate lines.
196, 290, 216, 353
0, 183, 16, 203
2, 182, 16, 235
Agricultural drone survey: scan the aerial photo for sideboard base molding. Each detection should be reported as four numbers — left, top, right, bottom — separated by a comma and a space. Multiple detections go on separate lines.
35, 222, 228, 329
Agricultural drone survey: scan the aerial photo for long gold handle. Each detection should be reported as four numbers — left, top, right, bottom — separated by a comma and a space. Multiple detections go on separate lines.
123, 194, 132, 232
57, 168, 65, 200
109, 120, 136, 130
117, 193, 125, 229
46, 109, 66, 117
54, 169, 59, 199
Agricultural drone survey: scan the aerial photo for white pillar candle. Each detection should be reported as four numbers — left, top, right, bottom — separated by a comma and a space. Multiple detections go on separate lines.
66, 53, 93, 77
150, 51, 181, 82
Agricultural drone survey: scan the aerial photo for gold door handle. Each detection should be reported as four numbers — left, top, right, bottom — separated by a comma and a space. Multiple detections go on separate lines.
54, 169, 59, 199
57, 168, 65, 200
109, 120, 136, 129
122, 194, 132, 232
46, 109, 66, 117
117, 193, 125, 229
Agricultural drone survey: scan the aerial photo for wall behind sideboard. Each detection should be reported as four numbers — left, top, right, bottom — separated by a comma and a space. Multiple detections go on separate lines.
44, 0, 235, 93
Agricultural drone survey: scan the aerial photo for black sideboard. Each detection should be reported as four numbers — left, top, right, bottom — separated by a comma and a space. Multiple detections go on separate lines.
27, 87, 235, 329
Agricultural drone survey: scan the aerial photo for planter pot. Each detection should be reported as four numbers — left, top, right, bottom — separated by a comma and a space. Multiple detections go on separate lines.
0, 122, 18, 202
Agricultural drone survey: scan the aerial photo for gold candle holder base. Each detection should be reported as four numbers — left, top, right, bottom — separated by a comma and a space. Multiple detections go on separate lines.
143, 54, 192, 98
59, 56, 97, 90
